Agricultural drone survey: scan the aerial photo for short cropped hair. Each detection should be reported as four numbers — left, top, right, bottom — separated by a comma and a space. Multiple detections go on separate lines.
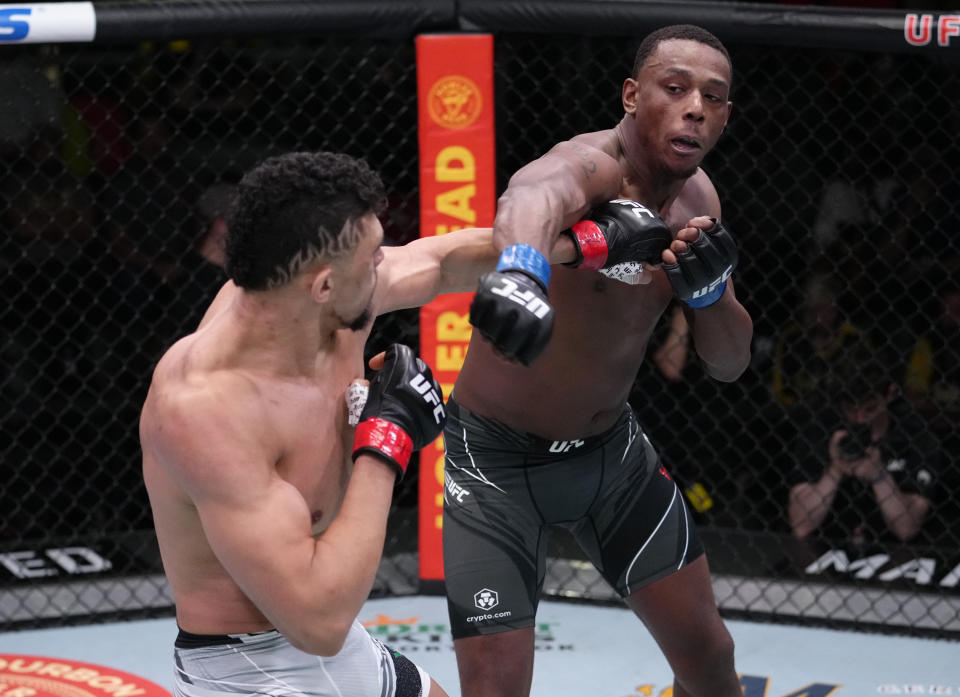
632, 24, 732, 77
226, 151, 386, 290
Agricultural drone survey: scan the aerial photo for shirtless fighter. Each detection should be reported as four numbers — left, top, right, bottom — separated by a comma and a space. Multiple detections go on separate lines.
139, 151, 660, 697
443, 25, 754, 697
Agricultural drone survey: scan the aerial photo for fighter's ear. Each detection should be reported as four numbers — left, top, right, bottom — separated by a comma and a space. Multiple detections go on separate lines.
309, 265, 334, 304
622, 77, 639, 115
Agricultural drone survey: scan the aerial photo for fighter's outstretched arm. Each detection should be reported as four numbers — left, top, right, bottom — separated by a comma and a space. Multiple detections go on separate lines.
375, 227, 576, 314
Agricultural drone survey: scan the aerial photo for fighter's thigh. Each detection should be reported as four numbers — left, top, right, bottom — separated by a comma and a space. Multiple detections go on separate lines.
577, 432, 703, 595
442, 483, 545, 638
625, 555, 734, 672
453, 629, 536, 697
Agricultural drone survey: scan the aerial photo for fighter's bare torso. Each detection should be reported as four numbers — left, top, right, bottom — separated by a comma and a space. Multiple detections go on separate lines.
141, 288, 367, 635
454, 128, 716, 439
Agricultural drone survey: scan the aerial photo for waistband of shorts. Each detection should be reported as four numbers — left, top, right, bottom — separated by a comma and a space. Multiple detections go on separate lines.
175, 626, 280, 649
446, 396, 631, 455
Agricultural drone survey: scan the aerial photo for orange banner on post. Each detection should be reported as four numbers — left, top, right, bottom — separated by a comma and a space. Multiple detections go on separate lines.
416, 34, 496, 590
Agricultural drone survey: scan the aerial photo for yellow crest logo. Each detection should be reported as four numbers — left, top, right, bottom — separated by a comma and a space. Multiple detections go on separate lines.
427, 75, 482, 130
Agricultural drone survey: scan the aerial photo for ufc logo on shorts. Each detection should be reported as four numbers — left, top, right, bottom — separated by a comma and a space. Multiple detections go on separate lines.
490, 279, 551, 319
445, 476, 470, 503
548, 439, 584, 453
691, 264, 733, 300
409, 374, 445, 424
610, 199, 657, 220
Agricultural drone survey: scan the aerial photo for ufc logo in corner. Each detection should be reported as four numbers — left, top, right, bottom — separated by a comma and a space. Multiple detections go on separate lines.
410, 374, 445, 424
490, 279, 551, 318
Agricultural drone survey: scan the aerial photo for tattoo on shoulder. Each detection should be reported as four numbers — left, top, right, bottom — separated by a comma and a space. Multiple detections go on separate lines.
567, 142, 598, 180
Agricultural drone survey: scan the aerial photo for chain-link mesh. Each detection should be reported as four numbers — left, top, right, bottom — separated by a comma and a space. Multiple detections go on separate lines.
2, 26, 958, 636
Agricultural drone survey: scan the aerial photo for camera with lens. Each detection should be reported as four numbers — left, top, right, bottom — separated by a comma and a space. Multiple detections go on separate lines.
838, 423, 873, 461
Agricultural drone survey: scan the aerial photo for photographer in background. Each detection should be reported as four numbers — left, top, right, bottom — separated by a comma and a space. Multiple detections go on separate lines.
787, 345, 941, 547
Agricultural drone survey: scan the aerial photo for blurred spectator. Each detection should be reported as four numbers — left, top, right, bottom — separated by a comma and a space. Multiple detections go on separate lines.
811, 133, 898, 258
884, 145, 960, 279
787, 346, 942, 547
156, 181, 233, 343
632, 301, 776, 530
192, 182, 233, 270
94, 107, 203, 372
903, 278, 960, 451
842, 145, 960, 349
771, 271, 867, 416
98, 108, 198, 285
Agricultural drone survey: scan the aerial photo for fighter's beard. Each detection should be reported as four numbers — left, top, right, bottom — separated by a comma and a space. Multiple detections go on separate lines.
343, 306, 373, 332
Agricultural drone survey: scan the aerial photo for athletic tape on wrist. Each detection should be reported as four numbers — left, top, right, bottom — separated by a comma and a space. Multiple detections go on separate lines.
569, 221, 608, 271
496, 244, 551, 287
685, 280, 726, 309
353, 417, 413, 475
346, 381, 369, 426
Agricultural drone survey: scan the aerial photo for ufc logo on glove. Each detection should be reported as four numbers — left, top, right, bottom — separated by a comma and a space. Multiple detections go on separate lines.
409, 372, 445, 424
691, 264, 734, 301
610, 199, 659, 220
489, 278, 552, 319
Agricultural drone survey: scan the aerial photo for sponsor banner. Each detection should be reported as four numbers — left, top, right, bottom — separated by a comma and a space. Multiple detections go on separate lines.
0, 546, 112, 581
701, 529, 960, 593
415, 33, 496, 586
0, 655, 171, 697
0, 3, 95, 43
0, 533, 164, 585
797, 546, 960, 589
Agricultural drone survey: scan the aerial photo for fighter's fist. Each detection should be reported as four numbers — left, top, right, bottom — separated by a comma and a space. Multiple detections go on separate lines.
470, 244, 554, 366
663, 218, 738, 308
564, 199, 672, 270
352, 344, 446, 478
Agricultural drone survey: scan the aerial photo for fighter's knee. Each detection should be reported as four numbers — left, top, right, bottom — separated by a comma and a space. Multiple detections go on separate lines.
707, 629, 736, 673
673, 629, 738, 695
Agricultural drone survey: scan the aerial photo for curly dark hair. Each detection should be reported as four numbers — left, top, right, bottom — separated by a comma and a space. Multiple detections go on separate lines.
632, 24, 732, 78
226, 151, 387, 290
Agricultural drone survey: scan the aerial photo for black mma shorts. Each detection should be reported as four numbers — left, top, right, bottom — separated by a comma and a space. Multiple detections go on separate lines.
442, 398, 703, 638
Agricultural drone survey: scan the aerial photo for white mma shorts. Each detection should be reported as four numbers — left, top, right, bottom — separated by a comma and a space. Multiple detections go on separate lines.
173, 620, 431, 697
